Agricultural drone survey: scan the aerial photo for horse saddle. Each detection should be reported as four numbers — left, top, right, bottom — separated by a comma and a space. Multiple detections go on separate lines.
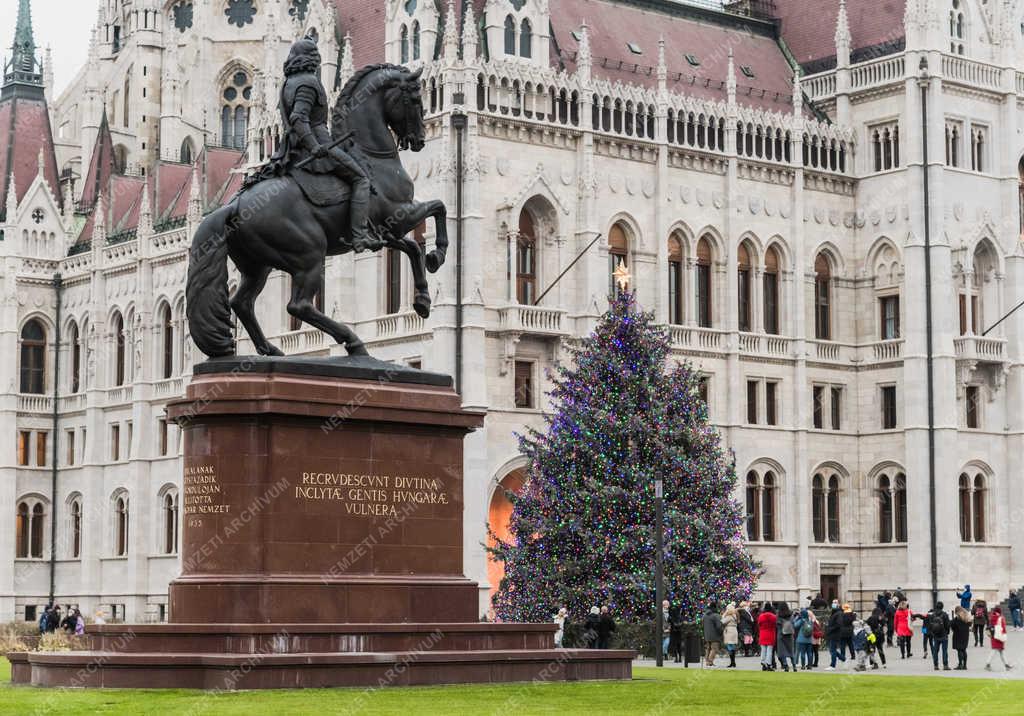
290, 168, 351, 208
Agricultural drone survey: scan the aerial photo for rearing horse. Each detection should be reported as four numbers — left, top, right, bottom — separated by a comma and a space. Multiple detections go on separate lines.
186, 64, 446, 358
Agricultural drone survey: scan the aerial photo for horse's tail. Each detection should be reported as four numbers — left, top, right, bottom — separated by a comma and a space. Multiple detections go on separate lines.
186, 202, 237, 358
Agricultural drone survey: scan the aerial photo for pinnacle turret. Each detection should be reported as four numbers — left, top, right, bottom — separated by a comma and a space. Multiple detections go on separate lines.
4, 0, 43, 88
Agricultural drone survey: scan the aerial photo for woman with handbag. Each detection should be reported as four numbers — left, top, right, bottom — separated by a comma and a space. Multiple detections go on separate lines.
738, 601, 755, 657
985, 607, 1013, 671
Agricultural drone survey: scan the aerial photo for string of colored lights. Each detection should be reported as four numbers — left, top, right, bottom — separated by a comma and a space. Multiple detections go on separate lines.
489, 292, 758, 623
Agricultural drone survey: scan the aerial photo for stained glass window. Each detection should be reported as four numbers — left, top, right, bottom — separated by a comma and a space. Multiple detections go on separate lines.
225, 0, 257, 29
172, 2, 193, 33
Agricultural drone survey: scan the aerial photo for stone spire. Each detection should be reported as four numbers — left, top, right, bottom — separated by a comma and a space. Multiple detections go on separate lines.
138, 179, 153, 237
339, 32, 355, 86
91, 191, 106, 248
5, 174, 17, 220
187, 167, 202, 223
835, 0, 851, 67
9, 0, 38, 79
577, 21, 592, 85
462, 2, 478, 62
62, 180, 74, 227
43, 45, 53, 100
443, 0, 459, 61
792, 68, 803, 115
726, 48, 737, 105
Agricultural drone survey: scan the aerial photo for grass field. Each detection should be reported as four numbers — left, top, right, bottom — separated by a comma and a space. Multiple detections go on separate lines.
3, 657, 1023, 715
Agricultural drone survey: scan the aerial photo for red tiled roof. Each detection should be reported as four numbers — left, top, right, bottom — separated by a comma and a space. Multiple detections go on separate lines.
110, 175, 145, 232
79, 110, 114, 209
334, 0, 386, 66
202, 147, 246, 206
773, 0, 906, 69
154, 161, 192, 219
0, 93, 62, 214
550, 0, 796, 112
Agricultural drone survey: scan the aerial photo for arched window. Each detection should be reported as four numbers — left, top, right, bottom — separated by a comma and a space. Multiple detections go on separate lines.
668, 234, 684, 325
114, 495, 129, 556
504, 15, 516, 55
520, 19, 532, 58
160, 304, 174, 379
486, 469, 526, 600
950, 0, 966, 54
123, 74, 131, 128
16, 502, 30, 558
163, 492, 179, 554
959, 473, 971, 542
827, 474, 840, 542
877, 474, 893, 543
737, 242, 752, 332
608, 223, 629, 296
517, 209, 537, 305
221, 70, 252, 150
894, 473, 907, 542
400, 24, 409, 63
814, 253, 832, 340
812, 474, 826, 542
20, 319, 46, 394
180, 137, 194, 164
70, 498, 82, 559
1018, 157, 1024, 238
972, 474, 986, 542
696, 237, 713, 327
69, 321, 81, 393
763, 246, 780, 334
812, 471, 841, 543
412, 21, 421, 60
112, 312, 126, 386
745, 470, 777, 542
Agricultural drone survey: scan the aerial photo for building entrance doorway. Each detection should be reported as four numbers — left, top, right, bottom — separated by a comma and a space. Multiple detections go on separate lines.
820, 575, 841, 603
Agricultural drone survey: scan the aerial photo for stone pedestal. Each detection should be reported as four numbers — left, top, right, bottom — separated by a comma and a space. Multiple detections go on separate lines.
10, 357, 633, 689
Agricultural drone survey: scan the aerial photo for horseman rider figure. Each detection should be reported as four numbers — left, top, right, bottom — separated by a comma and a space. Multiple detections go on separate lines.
276, 34, 379, 253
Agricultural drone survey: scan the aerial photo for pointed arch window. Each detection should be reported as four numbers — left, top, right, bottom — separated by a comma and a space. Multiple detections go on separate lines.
400, 24, 409, 63
16, 503, 30, 558
161, 304, 174, 379
16, 500, 46, 559
69, 321, 81, 393
959, 473, 972, 541
814, 253, 832, 340
221, 70, 252, 149
608, 223, 629, 297
950, 0, 966, 54
745, 470, 777, 542
70, 498, 82, 559
696, 237, 713, 328
764, 246, 780, 334
163, 492, 179, 554
114, 495, 129, 556
972, 474, 986, 542
112, 312, 126, 386
520, 19, 533, 58
668, 235, 684, 325
812, 474, 826, 542
504, 15, 516, 55
877, 474, 893, 543
737, 243, 752, 332
517, 210, 537, 305
20, 319, 46, 394
412, 21, 421, 61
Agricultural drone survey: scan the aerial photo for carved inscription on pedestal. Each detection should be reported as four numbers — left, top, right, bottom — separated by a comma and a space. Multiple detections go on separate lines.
183, 464, 230, 515
293, 472, 449, 516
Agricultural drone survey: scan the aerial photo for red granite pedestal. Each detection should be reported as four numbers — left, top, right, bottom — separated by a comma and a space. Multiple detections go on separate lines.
11, 357, 633, 689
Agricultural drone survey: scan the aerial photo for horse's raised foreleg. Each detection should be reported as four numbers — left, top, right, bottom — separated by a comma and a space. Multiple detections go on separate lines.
230, 263, 283, 356
391, 234, 431, 319
287, 264, 368, 356
421, 200, 448, 273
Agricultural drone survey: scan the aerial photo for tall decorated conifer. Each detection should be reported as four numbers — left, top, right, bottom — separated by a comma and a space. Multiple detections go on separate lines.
490, 292, 757, 623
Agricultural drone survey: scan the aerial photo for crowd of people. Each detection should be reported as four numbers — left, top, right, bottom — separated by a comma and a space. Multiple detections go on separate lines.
37, 603, 86, 636
689, 587, 1017, 673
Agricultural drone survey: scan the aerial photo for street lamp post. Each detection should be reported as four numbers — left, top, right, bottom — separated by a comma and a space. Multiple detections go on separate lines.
655, 476, 665, 667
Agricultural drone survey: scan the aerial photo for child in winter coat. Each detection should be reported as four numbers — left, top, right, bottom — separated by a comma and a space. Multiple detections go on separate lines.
852, 620, 877, 671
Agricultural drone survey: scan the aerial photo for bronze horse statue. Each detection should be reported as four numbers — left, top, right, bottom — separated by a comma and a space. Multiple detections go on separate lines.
186, 64, 445, 358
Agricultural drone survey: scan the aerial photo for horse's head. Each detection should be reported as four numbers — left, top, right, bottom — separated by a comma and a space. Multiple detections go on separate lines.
383, 67, 426, 152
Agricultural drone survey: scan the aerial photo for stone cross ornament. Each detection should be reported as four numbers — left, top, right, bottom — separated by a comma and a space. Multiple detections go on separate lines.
186, 35, 447, 358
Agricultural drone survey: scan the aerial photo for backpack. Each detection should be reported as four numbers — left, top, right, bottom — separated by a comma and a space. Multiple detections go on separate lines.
801, 619, 814, 638
927, 612, 945, 636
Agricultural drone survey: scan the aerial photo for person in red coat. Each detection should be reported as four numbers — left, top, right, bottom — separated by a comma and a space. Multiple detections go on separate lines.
985, 607, 1013, 671
757, 602, 778, 671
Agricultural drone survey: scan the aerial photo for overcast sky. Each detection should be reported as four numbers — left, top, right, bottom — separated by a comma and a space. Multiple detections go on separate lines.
3, 0, 99, 96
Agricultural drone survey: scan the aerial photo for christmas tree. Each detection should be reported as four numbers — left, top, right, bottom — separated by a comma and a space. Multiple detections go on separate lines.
490, 292, 758, 623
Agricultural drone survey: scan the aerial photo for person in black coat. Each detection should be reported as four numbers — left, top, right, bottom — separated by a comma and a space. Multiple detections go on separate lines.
840, 605, 856, 659
597, 606, 616, 649
668, 605, 684, 663
866, 607, 887, 667
951, 606, 972, 669
738, 602, 755, 657
583, 607, 601, 648
927, 602, 952, 670
826, 607, 846, 669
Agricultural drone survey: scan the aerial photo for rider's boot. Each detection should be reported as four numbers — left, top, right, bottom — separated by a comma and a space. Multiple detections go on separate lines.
349, 177, 377, 252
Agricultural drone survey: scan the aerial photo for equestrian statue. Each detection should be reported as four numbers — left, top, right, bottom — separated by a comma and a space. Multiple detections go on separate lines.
185, 34, 446, 358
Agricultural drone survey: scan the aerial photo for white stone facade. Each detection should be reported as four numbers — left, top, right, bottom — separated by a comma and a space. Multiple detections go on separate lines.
4, 0, 1024, 623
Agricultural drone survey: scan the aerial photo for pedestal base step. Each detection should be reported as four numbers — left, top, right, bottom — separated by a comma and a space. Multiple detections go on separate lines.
11, 648, 634, 690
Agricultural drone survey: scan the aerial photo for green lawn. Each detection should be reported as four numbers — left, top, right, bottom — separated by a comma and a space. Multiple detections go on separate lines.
2, 658, 1023, 715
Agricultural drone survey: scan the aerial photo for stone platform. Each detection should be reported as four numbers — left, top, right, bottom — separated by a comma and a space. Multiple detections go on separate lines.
10, 623, 633, 689
8, 358, 634, 689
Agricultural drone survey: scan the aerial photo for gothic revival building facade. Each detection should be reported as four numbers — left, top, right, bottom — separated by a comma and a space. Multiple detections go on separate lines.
3, 0, 1024, 622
